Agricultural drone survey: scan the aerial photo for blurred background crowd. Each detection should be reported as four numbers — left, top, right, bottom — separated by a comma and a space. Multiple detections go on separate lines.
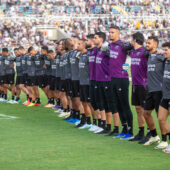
0, 0, 169, 47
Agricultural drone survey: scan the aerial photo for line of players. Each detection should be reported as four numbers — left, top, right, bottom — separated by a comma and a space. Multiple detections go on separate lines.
0, 25, 170, 153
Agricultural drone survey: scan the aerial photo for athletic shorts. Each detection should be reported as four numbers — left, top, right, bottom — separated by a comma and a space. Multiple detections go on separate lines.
160, 98, 170, 110
16, 76, 24, 85
55, 77, 60, 90
4, 74, 15, 84
89, 81, 98, 111
27, 76, 36, 86
59, 79, 66, 92
36, 75, 48, 88
65, 79, 72, 96
95, 81, 114, 113
71, 80, 80, 98
80, 85, 90, 102
0, 76, 5, 84
132, 85, 148, 107
50, 76, 56, 91
23, 74, 28, 85
144, 91, 162, 113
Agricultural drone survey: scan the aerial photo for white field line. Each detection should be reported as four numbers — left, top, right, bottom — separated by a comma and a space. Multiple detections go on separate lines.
0, 114, 18, 119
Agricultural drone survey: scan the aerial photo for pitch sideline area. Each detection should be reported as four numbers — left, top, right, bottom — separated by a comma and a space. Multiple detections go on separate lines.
0, 92, 169, 170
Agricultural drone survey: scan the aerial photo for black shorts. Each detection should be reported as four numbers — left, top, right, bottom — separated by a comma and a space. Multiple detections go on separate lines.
132, 85, 148, 107
36, 75, 48, 88
27, 76, 36, 86
95, 81, 114, 113
65, 79, 72, 96
4, 74, 15, 84
55, 77, 60, 90
80, 85, 90, 102
160, 98, 170, 110
144, 91, 162, 113
0, 76, 5, 84
59, 79, 66, 92
89, 81, 98, 111
16, 76, 24, 85
50, 76, 56, 91
71, 80, 80, 98
23, 74, 28, 85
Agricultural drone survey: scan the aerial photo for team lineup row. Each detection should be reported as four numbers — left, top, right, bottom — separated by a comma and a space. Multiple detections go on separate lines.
0, 25, 170, 154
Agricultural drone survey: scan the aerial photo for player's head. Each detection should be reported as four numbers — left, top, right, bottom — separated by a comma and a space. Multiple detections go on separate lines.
146, 36, 159, 51
78, 39, 86, 52
14, 48, 19, 56
2, 48, 9, 56
86, 34, 95, 48
131, 32, 144, 46
41, 46, 48, 55
72, 36, 79, 50
162, 42, 170, 60
94, 32, 106, 46
58, 39, 65, 53
65, 38, 73, 51
28, 46, 37, 56
48, 50, 55, 60
18, 46, 25, 55
109, 25, 120, 42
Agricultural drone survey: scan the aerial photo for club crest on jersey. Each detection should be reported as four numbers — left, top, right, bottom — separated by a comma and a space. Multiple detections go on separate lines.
115, 45, 119, 50
137, 52, 140, 56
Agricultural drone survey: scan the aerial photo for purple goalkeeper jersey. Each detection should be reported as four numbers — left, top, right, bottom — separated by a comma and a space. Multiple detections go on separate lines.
88, 47, 98, 81
130, 47, 148, 86
109, 40, 132, 79
95, 47, 111, 82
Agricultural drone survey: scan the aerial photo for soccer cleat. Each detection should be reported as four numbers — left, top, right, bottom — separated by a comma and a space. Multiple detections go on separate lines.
162, 145, 170, 153
138, 132, 151, 144
0, 98, 7, 102
94, 127, 104, 134
24, 100, 31, 106
106, 130, 119, 137
54, 109, 63, 113
28, 102, 37, 107
121, 133, 134, 140
74, 123, 85, 128
78, 124, 92, 129
75, 120, 81, 125
144, 135, 160, 146
11, 100, 19, 104
96, 129, 111, 134
65, 118, 74, 122
23, 100, 27, 104
70, 119, 80, 124
0, 98, 5, 102
155, 141, 168, 149
58, 112, 70, 118
31, 103, 40, 107
129, 133, 144, 141
89, 125, 101, 132
113, 132, 126, 139
52, 105, 61, 109
7, 100, 14, 104
45, 104, 54, 108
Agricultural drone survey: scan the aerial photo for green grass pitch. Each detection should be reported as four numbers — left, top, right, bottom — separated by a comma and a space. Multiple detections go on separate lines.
0, 88, 169, 170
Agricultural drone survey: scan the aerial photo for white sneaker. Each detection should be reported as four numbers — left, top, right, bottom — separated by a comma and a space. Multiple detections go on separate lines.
58, 112, 70, 118
79, 124, 92, 129
89, 125, 98, 132
144, 135, 160, 146
8, 100, 14, 104
0, 98, 4, 102
155, 141, 168, 149
94, 127, 104, 134
75, 120, 81, 125
163, 146, 170, 153
55, 109, 63, 113
11, 101, 19, 104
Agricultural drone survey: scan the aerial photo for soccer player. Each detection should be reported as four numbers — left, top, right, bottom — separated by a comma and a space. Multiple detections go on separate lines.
26, 47, 40, 106
143, 36, 164, 146
92, 32, 114, 134
0, 49, 8, 102
3, 48, 16, 103
157, 42, 170, 151
129, 32, 149, 141
76, 39, 92, 129
109, 25, 134, 140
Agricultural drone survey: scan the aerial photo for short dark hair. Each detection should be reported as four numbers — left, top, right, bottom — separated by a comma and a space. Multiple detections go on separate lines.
148, 36, 159, 45
132, 32, 145, 45
87, 34, 95, 39
162, 42, 170, 49
41, 46, 48, 52
95, 32, 106, 42
28, 46, 34, 53
2, 48, 8, 52
19, 46, 24, 50
48, 50, 54, 54
14, 48, 18, 51
110, 24, 120, 30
